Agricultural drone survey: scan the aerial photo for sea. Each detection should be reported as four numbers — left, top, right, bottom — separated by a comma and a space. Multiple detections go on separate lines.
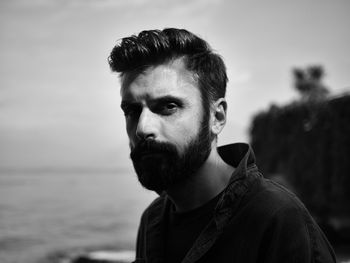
0, 169, 156, 263
1, 170, 349, 263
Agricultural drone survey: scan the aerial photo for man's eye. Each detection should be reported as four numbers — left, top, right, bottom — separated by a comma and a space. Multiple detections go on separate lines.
165, 103, 177, 110
159, 103, 178, 115
123, 107, 140, 117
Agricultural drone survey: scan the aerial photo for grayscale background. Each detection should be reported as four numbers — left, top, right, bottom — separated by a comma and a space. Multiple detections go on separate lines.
0, 0, 349, 262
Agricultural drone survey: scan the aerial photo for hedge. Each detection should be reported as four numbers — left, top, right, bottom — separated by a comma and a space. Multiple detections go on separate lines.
250, 94, 350, 217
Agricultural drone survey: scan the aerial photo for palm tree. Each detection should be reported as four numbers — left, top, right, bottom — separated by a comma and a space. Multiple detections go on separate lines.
293, 65, 329, 102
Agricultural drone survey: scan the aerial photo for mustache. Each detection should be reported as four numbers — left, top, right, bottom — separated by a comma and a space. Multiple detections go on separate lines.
130, 139, 178, 161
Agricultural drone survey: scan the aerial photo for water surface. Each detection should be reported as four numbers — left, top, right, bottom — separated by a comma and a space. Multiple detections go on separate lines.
0, 170, 156, 263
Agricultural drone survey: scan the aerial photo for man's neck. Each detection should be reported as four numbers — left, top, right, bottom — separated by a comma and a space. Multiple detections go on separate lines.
166, 144, 235, 213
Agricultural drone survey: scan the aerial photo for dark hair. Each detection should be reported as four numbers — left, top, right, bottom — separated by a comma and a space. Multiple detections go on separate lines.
108, 28, 228, 106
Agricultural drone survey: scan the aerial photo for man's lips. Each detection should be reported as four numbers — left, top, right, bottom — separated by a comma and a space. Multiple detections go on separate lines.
130, 140, 176, 161
140, 151, 164, 158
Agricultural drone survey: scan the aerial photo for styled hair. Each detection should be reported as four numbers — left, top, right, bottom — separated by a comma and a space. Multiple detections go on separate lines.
108, 28, 228, 107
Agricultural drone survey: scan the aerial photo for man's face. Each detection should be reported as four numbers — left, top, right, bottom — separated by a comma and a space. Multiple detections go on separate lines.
120, 59, 212, 192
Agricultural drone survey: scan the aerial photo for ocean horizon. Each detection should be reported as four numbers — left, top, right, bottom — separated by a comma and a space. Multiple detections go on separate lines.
0, 169, 156, 263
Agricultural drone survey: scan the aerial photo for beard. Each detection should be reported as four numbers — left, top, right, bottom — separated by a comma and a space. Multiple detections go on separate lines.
130, 117, 212, 193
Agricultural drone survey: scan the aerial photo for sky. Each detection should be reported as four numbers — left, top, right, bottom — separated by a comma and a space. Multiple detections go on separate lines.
0, 0, 349, 170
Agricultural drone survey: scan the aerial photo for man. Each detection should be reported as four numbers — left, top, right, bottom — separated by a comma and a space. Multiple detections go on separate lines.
108, 28, 336, 263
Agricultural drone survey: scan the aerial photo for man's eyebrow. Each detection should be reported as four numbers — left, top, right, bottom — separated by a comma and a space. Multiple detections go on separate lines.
121, 96, 186, 108
149, 95, 185, 105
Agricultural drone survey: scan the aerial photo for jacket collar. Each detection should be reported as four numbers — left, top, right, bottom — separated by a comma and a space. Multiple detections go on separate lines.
218, 143, 256, 175
182, 143, 260, 263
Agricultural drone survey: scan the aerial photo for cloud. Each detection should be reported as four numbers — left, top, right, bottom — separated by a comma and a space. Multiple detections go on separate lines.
1, 0, 223, 10
69, 0, 224, 9
229, 70, 252, 84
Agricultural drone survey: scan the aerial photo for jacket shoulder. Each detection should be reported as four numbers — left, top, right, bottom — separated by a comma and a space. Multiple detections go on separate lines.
135, 193, 167, 260
139, 193, 167, 225
242, 178, 336, 262
249, 178, 309, 214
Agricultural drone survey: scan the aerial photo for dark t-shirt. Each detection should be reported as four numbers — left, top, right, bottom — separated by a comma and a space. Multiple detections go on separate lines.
164, 193, 222, 263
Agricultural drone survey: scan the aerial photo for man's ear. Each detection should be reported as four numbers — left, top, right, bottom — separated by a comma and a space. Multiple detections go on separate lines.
211, 98, 227, 135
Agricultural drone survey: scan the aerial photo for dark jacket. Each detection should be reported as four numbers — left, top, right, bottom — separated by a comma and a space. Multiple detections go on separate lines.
134, 143, 336, 263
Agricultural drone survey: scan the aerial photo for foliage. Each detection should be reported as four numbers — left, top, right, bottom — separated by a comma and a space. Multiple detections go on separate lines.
250, 94, 350, 217
293, 65, 329, 102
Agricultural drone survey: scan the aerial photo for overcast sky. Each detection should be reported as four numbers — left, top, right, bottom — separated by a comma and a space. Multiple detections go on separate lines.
0, 0, 349, 170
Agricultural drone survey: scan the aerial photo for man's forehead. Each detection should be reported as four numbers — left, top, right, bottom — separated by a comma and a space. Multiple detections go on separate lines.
120, 59, 199, 100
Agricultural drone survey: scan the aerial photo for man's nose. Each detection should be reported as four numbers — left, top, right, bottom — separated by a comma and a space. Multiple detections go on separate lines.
136, 108, 158, 140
